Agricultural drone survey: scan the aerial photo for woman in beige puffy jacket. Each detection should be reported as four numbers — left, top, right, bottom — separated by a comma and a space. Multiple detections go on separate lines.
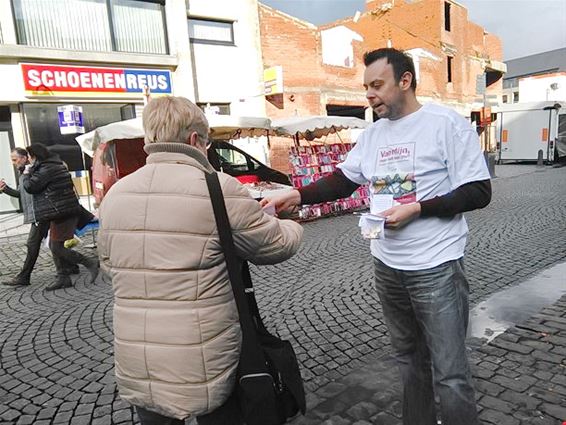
98, 97, 303, 425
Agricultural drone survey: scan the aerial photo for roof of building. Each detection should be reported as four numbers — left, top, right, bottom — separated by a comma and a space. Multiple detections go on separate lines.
504, 48, 566, 80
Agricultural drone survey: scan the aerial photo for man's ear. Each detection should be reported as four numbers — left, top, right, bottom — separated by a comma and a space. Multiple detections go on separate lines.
399, 71, 413, 91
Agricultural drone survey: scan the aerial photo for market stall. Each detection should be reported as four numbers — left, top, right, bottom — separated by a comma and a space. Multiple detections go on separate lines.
271, 116, 370, 220
76, 115, 293, 204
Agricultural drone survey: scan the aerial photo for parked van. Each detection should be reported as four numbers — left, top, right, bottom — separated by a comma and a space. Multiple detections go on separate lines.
495, 101, 566, 163
76, 116, 291, 206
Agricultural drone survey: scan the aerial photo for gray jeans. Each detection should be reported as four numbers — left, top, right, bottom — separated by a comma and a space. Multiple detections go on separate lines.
373, 257, 478, 425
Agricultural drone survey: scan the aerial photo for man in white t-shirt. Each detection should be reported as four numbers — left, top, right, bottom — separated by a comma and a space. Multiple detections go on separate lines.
261, 48, 491, 425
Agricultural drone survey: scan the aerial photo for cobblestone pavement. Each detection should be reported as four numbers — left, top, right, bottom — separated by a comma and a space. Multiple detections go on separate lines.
0, 164, 565, 424
290, 294, 566, 425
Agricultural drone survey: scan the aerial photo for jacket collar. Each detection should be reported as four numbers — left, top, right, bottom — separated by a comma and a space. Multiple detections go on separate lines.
144, 142, 215, 173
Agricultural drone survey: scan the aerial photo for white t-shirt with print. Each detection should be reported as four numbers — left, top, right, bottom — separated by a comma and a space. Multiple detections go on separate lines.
338, 103, 490, 271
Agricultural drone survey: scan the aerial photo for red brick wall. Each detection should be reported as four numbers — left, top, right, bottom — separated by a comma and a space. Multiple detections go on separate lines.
259, 0, 503, 172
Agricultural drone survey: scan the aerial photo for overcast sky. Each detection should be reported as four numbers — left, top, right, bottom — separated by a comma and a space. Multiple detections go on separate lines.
260, 0, 566, 60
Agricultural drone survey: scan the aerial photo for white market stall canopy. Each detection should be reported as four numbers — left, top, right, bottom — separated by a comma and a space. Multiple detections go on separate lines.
271, 116, 370, 140
76, 115, 272, 157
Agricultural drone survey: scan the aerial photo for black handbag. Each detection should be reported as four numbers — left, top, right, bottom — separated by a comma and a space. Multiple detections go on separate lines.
205, 171, 306, 425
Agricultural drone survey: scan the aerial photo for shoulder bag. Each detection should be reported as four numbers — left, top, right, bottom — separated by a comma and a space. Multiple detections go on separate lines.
205, 171, 306, 425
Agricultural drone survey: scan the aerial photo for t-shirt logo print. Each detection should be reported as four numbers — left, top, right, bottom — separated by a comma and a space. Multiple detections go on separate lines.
372, 143, 417, 204
371, 173, 416, 204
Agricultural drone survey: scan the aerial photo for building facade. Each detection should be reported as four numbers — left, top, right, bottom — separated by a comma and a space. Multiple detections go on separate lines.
502, 48, 566, 104
259, 0, 505, 171
0, 0, 265, 213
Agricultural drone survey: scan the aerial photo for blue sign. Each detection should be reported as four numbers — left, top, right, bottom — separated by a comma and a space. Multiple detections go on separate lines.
58, 105, 85, 135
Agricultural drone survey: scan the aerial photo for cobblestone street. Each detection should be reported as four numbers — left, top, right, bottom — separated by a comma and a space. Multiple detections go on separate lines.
1, 164, 566, 424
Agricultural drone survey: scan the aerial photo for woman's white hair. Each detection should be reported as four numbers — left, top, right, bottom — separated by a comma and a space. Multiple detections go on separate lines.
143, 96, 209, 146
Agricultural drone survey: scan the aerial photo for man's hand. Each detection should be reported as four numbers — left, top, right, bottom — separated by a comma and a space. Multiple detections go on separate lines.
379, 203, 421, 229
0, 179, 6, 191
259, 189, 301, 215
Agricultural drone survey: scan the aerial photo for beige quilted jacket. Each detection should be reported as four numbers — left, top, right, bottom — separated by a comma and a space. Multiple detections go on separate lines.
98, 142, 303, 420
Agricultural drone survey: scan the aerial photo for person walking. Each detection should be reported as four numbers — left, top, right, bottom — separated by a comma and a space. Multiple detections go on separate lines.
97, 96, 303, 424
261, 48, 491, 425
22, 143, 99, 291
0, 148, 79, 286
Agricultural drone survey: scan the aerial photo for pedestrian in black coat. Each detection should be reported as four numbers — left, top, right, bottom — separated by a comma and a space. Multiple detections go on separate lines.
22, 144, 99, 291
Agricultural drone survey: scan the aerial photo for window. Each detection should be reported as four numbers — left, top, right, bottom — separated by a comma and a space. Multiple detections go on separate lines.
326, 105, 366, 120
22, 103, 135, 171
111, 0, 167, 54
189, 18, 234, 45
503, 78, 518, 89
444, 2, 451, 31
12, 0, 167, 54
447, 56, 453, 83
502, 95, 508, 103
197, 103, 231, 116
513, 92, 519, 103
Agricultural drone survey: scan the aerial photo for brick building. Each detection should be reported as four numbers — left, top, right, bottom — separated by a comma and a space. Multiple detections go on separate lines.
259, 0, 506, 171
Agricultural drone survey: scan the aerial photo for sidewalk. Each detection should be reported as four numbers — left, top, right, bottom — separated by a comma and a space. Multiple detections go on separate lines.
290, 264, 566, 424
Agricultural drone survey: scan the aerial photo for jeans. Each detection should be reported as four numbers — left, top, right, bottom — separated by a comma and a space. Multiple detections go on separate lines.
18, 221, 49, 280
136, 392, 241, 425
373, 257, 478, 425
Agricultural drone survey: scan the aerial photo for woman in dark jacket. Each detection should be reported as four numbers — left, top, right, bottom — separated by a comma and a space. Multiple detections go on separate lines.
22, 143, 99, 291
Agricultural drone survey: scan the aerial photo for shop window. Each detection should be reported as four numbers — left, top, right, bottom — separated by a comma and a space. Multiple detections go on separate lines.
189, 18, 234, 45
513, 91, 519, 103
447, 56, 453, 83
444, 2, 451, 32
22, 103, 135, 171
12, 0, 167, 54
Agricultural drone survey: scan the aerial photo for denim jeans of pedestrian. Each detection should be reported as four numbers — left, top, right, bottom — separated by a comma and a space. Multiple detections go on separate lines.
373, 257, 479, 425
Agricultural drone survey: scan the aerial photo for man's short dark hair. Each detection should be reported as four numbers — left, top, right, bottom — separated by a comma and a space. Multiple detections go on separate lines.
12, 148, 28, 157
26, 143, 51, 162
363, 48, 417, 91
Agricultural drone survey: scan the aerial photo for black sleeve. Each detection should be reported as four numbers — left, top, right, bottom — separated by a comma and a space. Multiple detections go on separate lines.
22, 164, 50, 194
1, 185, 20, 199
420, 179, 491, 218
298, 169, 360, 205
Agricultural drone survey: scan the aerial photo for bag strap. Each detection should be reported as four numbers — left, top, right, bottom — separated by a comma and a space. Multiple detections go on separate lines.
205, 171, 267, 371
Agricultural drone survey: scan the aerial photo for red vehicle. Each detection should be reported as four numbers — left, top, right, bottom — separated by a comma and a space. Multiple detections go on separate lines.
77, 116, 291, 206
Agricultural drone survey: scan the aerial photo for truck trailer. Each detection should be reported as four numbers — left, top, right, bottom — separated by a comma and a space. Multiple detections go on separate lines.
495, 101, 566, 163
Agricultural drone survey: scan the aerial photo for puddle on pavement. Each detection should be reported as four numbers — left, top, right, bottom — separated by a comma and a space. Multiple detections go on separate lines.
468, 262, 566, 342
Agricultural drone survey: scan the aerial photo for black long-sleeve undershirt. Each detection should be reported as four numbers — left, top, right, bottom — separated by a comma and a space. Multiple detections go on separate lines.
297, 169, 491, 217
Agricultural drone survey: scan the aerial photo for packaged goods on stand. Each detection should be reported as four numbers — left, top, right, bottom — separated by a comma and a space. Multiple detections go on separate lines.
288, 143, 370, 220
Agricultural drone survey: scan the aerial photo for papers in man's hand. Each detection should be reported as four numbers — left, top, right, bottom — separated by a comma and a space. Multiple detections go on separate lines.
358, 213, 386, 240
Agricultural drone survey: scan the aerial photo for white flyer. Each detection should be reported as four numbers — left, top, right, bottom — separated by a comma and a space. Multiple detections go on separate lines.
371, 194, 394, 215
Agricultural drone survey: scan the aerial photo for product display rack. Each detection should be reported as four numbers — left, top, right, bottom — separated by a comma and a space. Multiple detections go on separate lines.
289, 143, 370, 220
